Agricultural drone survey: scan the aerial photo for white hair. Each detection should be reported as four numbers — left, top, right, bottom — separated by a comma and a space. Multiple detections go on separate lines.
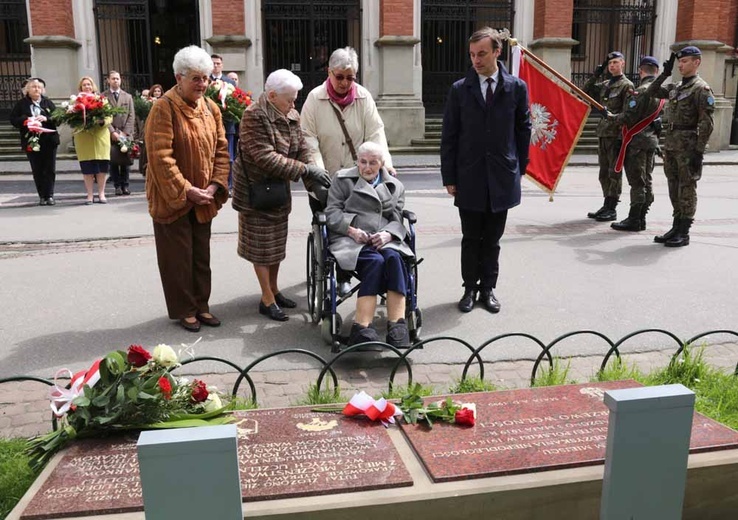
264, 69, 303, 94
172, 46, 213, 76
329, 47, 359, 73
357, 141, 385, 162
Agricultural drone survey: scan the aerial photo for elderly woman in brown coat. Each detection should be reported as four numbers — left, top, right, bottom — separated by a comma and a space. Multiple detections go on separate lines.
145, 45, 230, 332
232, 69, 331, 321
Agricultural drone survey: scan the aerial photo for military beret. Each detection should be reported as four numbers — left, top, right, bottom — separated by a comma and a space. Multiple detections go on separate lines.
607, 51, 624, 61
639, 56, 659, 67
676, 46, 701, 58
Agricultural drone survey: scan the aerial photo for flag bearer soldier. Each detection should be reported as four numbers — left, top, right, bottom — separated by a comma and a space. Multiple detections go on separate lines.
583, 51, 634, 222
644, 46, 715, 247
607, 56, 664, 232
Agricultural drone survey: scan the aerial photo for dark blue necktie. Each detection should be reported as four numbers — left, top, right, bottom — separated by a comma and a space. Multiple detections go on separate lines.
485, 78, 494, 108
113, 91, 119, 102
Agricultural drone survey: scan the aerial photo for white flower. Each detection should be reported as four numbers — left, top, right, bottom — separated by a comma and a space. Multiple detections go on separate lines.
61, 101, 69, 108
120, 145, 128, 153
69, 94, 77, 101
32, 145, 41, 152
203, 393, 223, 413
152, 344, 178, 367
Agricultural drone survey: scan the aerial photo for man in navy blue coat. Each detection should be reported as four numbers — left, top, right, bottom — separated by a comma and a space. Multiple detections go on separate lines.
441, 27, 531, 314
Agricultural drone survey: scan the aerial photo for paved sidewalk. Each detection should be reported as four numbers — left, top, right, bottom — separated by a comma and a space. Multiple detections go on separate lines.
3, 345, 737, 440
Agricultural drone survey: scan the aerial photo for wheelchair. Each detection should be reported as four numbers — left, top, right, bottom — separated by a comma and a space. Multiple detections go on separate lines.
306, 210, 423, 353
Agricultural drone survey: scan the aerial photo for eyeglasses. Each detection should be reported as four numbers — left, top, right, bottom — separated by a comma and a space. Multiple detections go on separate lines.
181, 74, 210, 85
331, 72, 356, 83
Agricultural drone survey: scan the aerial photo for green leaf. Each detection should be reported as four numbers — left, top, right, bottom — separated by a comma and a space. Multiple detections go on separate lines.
126, 386, 139, 401
73, 395, 91, 407
92, 394, 110, 407
105, 352, 127, 376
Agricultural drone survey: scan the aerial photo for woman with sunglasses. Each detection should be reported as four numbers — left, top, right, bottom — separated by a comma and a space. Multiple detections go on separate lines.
300, 46, 395, 296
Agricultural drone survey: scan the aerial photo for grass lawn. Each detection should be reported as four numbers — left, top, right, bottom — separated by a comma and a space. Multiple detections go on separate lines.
0, 438, 41, 520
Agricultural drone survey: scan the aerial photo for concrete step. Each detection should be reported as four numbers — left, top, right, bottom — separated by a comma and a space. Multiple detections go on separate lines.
0, 153, 77, 161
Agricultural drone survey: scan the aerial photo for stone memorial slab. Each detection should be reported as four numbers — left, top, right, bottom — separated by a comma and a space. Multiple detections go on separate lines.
20, 407, 412, 519
399, 381, 738, 483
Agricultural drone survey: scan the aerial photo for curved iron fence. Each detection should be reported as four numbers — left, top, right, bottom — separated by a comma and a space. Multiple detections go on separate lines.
2, 329, 736, 432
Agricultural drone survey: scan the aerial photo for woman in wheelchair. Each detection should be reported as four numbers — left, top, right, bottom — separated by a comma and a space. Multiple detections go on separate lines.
324, 142, 414, 348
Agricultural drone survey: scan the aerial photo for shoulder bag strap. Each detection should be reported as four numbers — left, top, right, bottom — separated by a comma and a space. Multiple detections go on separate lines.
329, 102, 357, 161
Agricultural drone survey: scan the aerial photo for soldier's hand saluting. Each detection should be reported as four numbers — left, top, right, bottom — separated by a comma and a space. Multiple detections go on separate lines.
662, 52, 677, 77
594, 56, 610, 78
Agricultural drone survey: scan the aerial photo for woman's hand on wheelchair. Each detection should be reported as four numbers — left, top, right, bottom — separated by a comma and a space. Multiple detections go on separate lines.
348, 226, 369, 244
369, 231, 392, 248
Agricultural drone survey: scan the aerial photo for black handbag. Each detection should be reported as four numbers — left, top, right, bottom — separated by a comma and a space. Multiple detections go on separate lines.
249, 178, 289, 210
110, 143, 134, 166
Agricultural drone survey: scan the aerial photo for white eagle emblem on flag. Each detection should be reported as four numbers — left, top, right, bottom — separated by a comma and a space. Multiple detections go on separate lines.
530, 102, 559, 150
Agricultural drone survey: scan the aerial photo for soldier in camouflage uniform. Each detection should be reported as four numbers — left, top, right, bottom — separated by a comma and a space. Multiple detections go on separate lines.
583, 51, 634, 222
645, 46, 715, 247
607, 56, 663, 231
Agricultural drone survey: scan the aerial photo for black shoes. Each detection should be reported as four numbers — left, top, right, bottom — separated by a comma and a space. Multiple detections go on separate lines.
122, 187, 131, 196
654, 218, 678, 243
347, 322, 379, 347
46, 197, 56, 206
479, 288, 501, 313
259, 301, 288, 321
664, 218, 693, 248
589, 196, 618, 221
611, 217, 643, 231
458, 288, 477, 313
274, 292, 297, 308
196, 312, 221, 327
115, 187, 123, 196
386, 319, 411, 348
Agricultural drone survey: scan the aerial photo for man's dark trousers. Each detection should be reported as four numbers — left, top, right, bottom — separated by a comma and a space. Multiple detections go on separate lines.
459, 207, 508, 290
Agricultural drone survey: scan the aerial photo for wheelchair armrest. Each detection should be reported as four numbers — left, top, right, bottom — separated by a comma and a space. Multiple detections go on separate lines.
402, 210, 417, 224
315, 212, 327, 225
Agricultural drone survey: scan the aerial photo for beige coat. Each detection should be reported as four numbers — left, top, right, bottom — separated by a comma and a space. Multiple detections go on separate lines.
300, 82, 393, 176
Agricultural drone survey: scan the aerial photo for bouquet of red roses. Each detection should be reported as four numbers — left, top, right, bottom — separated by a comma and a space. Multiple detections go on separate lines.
51, 92, 127, 132
26, 343, 233, 469
205, 79, 253, 124
22, 116, 56, 152
117, 135, 141, 159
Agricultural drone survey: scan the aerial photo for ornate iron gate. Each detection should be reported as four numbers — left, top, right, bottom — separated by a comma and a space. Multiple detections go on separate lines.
94, 0, 200, 94
421, 0, 514, 114
571, 0, 657, 87
0, 0, 31, 116
262, 0, 362, 110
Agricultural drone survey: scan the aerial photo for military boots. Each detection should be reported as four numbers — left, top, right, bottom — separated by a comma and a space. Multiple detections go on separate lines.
611, 204, 643, 232
664, 218, 693, 247
587, 199, 608, 219
654, 217, 679, 243
594, 196, 618, 222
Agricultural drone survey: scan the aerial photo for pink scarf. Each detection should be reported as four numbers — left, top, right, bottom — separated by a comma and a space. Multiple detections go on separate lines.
325, 78, 356, 108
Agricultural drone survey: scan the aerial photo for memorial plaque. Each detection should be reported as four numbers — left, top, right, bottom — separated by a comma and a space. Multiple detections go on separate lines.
21, 407, 412, 519
399, 381, 738, 483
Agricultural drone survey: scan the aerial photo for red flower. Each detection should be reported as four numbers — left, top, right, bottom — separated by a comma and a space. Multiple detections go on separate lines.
127, 345, 151, 367
454, 408, 475, 427
191, 380, 209, 403
158, 376, 172, 400
26, 145, 33, 152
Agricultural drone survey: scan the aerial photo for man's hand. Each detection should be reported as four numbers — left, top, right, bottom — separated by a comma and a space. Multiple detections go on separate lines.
111, 132, 120, 143
347, 226, 369, 244
445, 185, 457, 196
369, 231, 392, 249
606, 111, 618, 121
594, 57, 610, 78
303, 165, 331, 188
186, 186, 214, 205
662, 52, 677, 77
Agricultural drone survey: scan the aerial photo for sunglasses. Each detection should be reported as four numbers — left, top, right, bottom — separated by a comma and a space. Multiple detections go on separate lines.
331, 72, 356, 83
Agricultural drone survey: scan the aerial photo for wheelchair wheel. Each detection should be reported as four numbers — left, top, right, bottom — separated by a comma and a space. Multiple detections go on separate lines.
321, 312, 342, 346
306, 230, 324, 324
408, 308, 422, 342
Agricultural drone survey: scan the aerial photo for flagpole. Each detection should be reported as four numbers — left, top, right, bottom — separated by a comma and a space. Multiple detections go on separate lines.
509, 39, 605, 112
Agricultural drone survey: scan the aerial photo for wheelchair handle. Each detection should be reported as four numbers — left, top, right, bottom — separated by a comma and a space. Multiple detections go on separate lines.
402, 210, 417, 224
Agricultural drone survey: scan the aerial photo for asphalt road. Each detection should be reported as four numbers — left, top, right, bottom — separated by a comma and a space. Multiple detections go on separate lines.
1, 165, 737, 379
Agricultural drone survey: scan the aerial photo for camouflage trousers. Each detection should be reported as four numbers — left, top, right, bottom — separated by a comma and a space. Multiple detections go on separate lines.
597, 138, 623, 198
623, 147, 655, 207
663, 151, 698, 219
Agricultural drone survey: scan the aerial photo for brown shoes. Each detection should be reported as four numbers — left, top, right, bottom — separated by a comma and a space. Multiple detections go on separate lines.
179, 317, 201, 332
196, 313, 221, 327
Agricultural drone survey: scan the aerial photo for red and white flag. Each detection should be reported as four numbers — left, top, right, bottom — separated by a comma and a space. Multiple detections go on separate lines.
512, 47, 591, 198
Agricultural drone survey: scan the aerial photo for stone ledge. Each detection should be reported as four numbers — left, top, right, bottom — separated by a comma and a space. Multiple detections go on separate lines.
205, 35, 252, 49
374, 36, 421, 48
671, 40, 727, 52
24, 36, 81, 49
528, 37, 579, 50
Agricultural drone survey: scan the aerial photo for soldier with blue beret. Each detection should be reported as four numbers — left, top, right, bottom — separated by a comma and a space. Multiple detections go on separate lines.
644, 45, 714, 247
583, 51, 634, 222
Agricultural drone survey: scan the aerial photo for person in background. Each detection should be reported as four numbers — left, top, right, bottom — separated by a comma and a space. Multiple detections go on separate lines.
103, 70, 135, 196
233, 69, 331, 322
136, 83, 164, 177
300, 46, 394, 295
441, 27, 531, 315
149, 84, 163, 100
210, 55, 237, 193
74, 76, 111, 204
227, 72, 239, 86
644, 46, 715, 247
9, 77, 60, 206
325, 142, 413, 348
145, 45, 230, 332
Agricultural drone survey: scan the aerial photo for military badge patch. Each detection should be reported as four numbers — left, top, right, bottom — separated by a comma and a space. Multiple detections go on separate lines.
628, 99, 636, 108
707, 96, 715, 105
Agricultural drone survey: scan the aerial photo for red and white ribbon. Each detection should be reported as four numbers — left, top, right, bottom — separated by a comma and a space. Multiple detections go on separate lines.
49, 359, 102, 417
342, 391, 402, 426
25, 117, 56, 134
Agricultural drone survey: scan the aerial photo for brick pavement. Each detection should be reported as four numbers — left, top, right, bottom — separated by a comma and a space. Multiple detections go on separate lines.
2, 345, 736, 440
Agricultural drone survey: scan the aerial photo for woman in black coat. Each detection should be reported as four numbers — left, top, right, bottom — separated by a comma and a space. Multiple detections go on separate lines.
9, 78, 60, 205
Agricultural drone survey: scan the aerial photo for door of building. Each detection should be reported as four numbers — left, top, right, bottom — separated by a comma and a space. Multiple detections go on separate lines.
570, 0, 657, 87
93, 0, 200, 94
0, 0, 31, 117
421, 0, 515, 115
262, 0, 362, 110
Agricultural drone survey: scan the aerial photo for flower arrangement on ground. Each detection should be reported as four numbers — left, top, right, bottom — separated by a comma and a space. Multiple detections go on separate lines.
314, 384, 476, 428
26, 344, 233, 469
205, 79, 253, 124
22, 117, 56, 152
51, 92, 127, 132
